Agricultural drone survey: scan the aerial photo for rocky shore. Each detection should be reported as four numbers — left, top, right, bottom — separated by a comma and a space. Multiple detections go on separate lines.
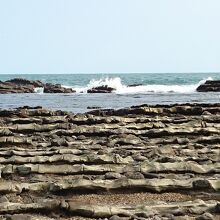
2, 78, 220, 94
0, 104, 219, 219
0, 78, 75, 93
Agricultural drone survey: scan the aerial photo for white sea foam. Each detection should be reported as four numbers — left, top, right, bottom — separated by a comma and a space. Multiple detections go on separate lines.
34, 87, 44, 94
70, 76, 213, 94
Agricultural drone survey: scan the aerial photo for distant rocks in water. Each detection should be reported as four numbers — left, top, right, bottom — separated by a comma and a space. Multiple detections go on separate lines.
7, 78, 44, 87
196, 80, 220, 92
87, 85, 116, 93
43, 83, 74, 93
128, 83, 143, 87
87, 106, 101, 109
0, 78, 76, 94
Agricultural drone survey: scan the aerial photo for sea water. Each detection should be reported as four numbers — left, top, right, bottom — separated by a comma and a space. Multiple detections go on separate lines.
0, 73, 220, 113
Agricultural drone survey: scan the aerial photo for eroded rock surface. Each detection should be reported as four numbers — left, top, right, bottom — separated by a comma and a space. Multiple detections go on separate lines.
0, 104, 219, 219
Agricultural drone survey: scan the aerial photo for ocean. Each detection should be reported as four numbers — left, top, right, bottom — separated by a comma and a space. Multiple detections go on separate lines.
0, 73, 220, 113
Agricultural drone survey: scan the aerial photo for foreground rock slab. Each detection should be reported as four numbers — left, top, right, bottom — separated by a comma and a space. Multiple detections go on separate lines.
0, 104, 219, 219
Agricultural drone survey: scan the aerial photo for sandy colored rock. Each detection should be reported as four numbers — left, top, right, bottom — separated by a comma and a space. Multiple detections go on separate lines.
0, 104, 219, 219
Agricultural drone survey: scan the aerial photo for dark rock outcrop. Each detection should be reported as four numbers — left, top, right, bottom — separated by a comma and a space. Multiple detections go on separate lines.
6, 78, 44, 87
196, 80, 220, 92
44, 83, 73, 93
87, 106, 101, 109
87, 85, 115, 93
0, 78, 75, 94
128, 83, 143, 87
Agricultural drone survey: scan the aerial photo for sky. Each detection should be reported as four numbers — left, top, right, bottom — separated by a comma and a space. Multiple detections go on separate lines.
0, 0, 220, 74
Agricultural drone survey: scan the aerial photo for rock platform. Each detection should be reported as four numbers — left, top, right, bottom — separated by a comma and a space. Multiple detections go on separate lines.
0, 104, 219, 219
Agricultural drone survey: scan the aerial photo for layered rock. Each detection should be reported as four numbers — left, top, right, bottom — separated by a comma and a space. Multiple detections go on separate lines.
0, 78, 75, 93
197, 80, 220, 92
0, 104, 219, 219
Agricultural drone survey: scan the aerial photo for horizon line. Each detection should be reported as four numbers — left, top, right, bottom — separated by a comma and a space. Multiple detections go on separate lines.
0, 72, 220, 75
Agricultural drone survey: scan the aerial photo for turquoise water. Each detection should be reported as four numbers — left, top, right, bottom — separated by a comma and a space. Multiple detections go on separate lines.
0, 73, 220, 86
0, 73, 220, 112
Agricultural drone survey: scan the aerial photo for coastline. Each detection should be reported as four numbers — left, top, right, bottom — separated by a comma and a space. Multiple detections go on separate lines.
1, 75, 220, 114
0, 103, 219, 219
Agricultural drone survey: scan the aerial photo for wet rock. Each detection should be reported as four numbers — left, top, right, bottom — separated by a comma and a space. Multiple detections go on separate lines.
87, 85, 115, 93
193, 179, 211, 189
44, 83, 74, 93
128, 84, 143, 87
169, 106, 203, 115
156, 156, 177, 163
197, 80, 220, 92
16, 166, 31, 175
6, 78, 43, 87
87, 106, 102, 109
0, 78, 75, 94
214, 203, 220, 212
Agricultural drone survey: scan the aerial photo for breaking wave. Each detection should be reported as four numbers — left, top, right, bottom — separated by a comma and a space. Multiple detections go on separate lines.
71, 77, 213, 94
34, 87, 44, 94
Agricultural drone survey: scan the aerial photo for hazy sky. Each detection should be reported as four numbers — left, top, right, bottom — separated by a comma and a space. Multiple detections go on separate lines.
0, 0, 220, 74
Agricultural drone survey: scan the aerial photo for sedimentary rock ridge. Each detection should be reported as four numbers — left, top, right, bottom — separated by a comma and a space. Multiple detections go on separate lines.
0, 104, 219, 219
0, 78, 75, 93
